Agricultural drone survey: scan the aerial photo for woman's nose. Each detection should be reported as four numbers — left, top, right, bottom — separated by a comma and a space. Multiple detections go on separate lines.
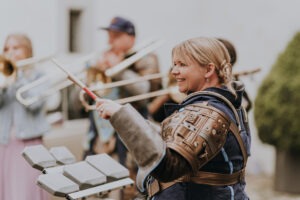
171, 66, 180, 75
4, 51, 13, 60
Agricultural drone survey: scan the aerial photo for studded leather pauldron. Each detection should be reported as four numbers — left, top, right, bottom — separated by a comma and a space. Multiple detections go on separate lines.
161, 102, 231, 172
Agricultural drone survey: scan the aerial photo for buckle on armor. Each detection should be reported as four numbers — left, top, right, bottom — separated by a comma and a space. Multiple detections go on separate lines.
146, 177, 160, 198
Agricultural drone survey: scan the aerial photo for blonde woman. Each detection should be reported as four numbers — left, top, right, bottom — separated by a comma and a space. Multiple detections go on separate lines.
96, 37, 251, 200
0, 33, 50, 200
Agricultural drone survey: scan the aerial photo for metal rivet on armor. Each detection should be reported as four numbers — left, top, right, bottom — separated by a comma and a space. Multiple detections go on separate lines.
212, 129, 217, 135
194, 142, 198, 147
218, 119, 222, 123
223, 124, 226, 128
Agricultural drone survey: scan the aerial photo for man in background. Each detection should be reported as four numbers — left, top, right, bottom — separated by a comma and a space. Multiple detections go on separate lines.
85, 16, 161, 199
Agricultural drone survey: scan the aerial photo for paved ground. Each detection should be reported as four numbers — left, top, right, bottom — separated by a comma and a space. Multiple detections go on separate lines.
246, 174, 300, 200
245, 114, 300, 200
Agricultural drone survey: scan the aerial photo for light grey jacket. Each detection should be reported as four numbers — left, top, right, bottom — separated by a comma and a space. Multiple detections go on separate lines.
0, 70, 50, 145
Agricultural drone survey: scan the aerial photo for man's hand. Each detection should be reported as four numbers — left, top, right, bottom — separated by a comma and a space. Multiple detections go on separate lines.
96, 51, 124, 72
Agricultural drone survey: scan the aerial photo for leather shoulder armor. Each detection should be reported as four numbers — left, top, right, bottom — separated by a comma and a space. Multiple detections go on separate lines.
161, 102, 231, 172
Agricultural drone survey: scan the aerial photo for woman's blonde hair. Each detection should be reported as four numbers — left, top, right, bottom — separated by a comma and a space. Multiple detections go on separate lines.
3, 33, 33, 58
172, 37, 236, 97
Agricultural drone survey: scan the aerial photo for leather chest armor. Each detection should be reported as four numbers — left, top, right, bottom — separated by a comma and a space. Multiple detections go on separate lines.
147, 90, 249, 197
161, 101, 231, 172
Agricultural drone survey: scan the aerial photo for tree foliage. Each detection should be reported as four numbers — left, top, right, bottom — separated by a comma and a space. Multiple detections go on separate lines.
254, 32, 300, 153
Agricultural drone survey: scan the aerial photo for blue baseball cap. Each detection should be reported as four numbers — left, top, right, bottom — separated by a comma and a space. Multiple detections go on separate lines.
99, 16, 135, 36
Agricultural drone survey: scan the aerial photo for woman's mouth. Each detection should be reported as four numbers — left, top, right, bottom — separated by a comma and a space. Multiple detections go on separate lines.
176, 78, 185, 82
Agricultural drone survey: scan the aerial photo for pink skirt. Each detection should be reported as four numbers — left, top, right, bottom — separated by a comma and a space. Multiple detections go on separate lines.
0, 136, 50, 200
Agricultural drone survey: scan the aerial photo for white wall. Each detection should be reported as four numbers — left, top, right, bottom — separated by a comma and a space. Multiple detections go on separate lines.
2, 0, 300, 175
0, 0, 93, 58
55, 0, 93, 54
0, 0, 57, 57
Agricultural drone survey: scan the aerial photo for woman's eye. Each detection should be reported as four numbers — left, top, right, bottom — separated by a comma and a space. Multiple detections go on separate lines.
178, 62, 188, 68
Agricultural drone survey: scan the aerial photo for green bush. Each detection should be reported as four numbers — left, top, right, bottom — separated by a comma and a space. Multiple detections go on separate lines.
254, 32, 300, 153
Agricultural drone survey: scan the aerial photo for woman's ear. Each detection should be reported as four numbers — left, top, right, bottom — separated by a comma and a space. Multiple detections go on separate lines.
204, 63, 216, 78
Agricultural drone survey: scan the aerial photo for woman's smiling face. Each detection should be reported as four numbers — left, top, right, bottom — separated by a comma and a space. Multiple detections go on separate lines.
171, 56, 207, 94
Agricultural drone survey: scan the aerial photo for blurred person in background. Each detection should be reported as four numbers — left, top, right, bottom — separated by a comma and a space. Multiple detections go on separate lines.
0, 33, 50, 200
217, 38, 252, 112
84, 16, 161, 199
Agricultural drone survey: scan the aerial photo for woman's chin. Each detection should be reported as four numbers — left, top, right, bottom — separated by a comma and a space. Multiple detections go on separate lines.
178, 87, 187, 93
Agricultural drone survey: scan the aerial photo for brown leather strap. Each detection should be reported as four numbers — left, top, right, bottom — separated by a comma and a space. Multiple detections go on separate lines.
229, 122, 248, 168
147, 169, 245, 197
190, 169, 245, 186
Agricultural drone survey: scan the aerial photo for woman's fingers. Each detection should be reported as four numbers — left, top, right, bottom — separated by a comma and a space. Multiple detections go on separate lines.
95, 98, 110, 108
96, 99, 122, 119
